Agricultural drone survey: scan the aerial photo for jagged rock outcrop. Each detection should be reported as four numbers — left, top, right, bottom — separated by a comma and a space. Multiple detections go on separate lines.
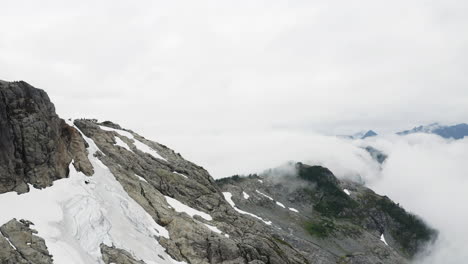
0, 219, 53, 264
0, 81, 93, 194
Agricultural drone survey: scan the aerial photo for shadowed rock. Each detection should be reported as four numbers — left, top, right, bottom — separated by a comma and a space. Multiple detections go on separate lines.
0, 81, 93, 194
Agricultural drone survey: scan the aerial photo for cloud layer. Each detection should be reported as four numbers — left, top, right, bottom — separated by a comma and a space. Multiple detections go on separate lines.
368, 135, 468, 264
188, 130, 467, 263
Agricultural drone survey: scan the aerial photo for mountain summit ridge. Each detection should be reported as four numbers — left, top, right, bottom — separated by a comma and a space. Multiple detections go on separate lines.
0, 80, 436, 264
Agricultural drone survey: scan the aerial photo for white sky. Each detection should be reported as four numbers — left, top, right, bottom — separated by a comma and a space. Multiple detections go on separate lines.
1, 0, 467, 176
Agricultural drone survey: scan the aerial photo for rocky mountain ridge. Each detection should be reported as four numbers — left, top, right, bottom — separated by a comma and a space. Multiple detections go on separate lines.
0, 80, 436, 264
216, 163, 436, 264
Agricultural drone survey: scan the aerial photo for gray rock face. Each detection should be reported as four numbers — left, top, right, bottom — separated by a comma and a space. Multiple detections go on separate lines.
0, 81, 93, 194
0, 219, 53, 264
100, 244, 146, 264
74, 119, 309, 264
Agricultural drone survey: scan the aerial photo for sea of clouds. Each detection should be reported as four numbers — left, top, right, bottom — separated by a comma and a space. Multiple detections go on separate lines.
171, 131, 467, 263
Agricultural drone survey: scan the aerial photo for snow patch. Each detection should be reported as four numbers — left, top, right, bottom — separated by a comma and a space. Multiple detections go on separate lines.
380, 234, 388, 246
203, 224, 222, 234
222, 192, 272, 225
276, 201, 286, 208
114, 136, 132, 152
255, 190, 285, 209
133, 140, 168, 162
257, 180, 263, 183
99, 126, 168, 162
288, 208, 299, 213
380, 234, 389, 246
99, 125, 134, 139
242, 192, 250, 199
136, 174, 148, 183
256, 190, 274, 201
165, 196, 212, 221
343, 189, 351, 195
172, 171, 188, 179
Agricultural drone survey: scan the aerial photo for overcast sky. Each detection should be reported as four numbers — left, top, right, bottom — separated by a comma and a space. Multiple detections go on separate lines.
1, 0, 468, 176
2, 3, 468, 261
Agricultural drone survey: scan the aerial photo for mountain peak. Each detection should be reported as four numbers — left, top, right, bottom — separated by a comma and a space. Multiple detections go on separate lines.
341, 130, 378, 139
362, 130, 378, 139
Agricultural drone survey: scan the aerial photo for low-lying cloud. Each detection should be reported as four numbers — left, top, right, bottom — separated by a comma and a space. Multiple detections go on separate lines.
169, 130, 467, 263
368, 135, 468, 264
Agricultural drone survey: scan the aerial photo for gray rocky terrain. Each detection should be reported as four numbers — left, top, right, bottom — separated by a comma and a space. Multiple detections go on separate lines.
0, 80, 437, 263
0, 219, 53, 264
216, 163, 437, 264
100, 244, 146, 264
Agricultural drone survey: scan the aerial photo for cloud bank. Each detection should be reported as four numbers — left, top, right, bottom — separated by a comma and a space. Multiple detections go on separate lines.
368, 135, 468, 264
185, 130, 467, 263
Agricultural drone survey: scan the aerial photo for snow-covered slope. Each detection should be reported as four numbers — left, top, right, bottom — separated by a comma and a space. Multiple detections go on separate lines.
0, 125, 183, 264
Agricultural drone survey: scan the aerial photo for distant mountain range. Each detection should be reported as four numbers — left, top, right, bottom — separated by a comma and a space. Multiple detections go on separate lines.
396, 123, 468, 139
343, 123, 468, 140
